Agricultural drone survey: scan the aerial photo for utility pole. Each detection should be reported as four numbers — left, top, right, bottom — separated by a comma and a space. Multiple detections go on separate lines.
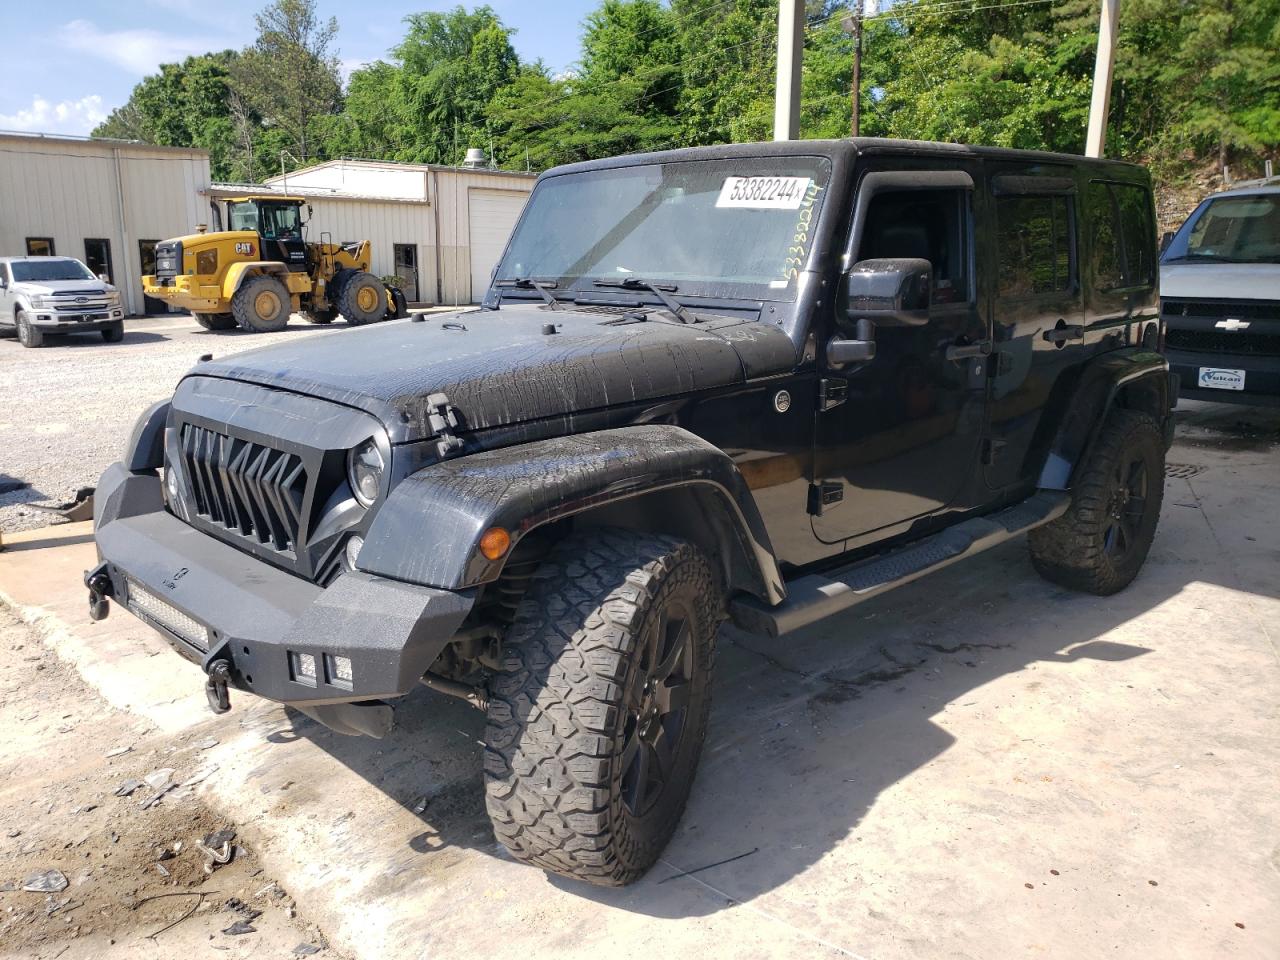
1084, 0, 1119, 158
773, 0, 805, 141
841, 3, 865, 138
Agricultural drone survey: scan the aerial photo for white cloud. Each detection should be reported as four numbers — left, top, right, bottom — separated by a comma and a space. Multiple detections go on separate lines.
60, 19, 216, 76
0, 95, 108, 135
340, 59, 369, 85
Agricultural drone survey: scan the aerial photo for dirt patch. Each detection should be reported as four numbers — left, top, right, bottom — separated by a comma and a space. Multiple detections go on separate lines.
0, 608, 344, 959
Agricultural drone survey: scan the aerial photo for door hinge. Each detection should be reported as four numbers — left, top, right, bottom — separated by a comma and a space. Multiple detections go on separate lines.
807, 480, 844, 515
981, 438, 1008, 465
818, 378, 848, 411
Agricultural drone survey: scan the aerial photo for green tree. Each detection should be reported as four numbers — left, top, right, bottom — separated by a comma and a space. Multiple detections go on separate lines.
232, 0, 342, 163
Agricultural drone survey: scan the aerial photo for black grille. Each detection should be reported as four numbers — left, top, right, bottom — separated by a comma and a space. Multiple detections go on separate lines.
179, 424, 307, 555
154, 241, 182, 279
1165, 328, 1280, 357
1162, 298, 1280, 322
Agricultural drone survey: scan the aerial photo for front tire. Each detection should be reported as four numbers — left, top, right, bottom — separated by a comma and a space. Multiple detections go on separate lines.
483, 529, 722, 886
1029, 410, 1164, 595
337, 271, 387, 326
100, 321, 124, 343
16, 311, 43, 348
193, 312, 237, 331
230, 275, 291, 332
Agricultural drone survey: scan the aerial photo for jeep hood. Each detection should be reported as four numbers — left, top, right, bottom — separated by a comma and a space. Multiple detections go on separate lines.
191, 304, 797, 443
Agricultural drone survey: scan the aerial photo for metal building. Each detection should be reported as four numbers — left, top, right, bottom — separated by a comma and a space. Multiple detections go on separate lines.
0, 132, 210, 316
251, 158, 535, 305
1, 132, 536, 314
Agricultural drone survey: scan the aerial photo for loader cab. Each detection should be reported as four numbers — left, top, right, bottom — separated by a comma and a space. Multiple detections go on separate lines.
226, 197, 310, 272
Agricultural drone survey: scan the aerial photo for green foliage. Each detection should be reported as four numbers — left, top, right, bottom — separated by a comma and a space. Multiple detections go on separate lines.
95, 0, 1280, 185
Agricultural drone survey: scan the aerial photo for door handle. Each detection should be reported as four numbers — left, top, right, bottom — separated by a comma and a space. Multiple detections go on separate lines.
945, 339, 992, 361
1043, 324, 1085, 344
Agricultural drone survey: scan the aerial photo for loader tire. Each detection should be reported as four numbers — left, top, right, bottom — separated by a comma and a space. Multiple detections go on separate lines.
337, 272, 386, 326
483, 529, 722, 886
231, 275, 291, 333
193, 312, 237, 331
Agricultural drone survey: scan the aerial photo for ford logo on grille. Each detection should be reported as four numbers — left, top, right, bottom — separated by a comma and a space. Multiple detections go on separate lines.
75, 296, 88, 304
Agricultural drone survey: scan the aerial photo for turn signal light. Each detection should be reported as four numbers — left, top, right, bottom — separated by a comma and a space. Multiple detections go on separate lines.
479, 527, 511, 560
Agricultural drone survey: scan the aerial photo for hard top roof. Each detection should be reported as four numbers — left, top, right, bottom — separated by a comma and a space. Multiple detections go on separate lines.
544, 137, 1148, 180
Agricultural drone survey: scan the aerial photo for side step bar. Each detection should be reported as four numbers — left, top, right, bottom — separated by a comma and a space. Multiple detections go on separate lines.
730, 491, 1070, 639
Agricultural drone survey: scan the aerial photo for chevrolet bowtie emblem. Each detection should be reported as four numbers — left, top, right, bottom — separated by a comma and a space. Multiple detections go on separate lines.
1215, 318, 1250, 331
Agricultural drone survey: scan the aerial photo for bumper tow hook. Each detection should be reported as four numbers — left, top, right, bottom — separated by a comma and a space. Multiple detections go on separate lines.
84, 564, 113, 622
205, 661, 232, 715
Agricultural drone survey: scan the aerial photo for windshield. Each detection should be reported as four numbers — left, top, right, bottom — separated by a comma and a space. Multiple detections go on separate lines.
1163, 193, 1280, 264
495, 157, 831, 302
10, 259, 96, 282
228, 201, 303, 239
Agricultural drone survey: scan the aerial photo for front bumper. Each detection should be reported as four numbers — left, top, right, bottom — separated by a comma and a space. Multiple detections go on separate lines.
143, 275, 225, 312
30, 307, 124, 330
1167, 347, 1280, 407
92, 462, 475, 735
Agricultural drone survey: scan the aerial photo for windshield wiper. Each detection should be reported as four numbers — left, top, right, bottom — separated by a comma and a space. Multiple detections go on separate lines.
593, 278, 695, 323
494, 277, 563, 310
1163, 253, 1248, 264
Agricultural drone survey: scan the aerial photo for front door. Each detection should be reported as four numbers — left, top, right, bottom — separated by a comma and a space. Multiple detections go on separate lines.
812, 165, 989, 545
0, 264, 14, 326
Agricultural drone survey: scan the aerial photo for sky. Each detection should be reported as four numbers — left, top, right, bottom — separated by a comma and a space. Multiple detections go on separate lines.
0, 0, 598, 137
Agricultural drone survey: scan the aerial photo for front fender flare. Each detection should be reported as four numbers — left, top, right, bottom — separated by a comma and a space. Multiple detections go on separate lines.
223, 261, 288, 297
359, 425, 785, 604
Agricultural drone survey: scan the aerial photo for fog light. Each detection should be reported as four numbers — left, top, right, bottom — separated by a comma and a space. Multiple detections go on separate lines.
344, 534, 364, 570
290, 651, 317, 685
165, 467, 180, 502
326, 654, 353, 687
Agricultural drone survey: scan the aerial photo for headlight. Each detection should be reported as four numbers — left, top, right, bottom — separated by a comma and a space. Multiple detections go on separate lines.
347, 440, 384, 506
31, 296, 54, 308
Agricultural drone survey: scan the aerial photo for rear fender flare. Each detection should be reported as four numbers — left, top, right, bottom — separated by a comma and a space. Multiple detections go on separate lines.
1038, 349, 1171, 489
358, 425, 785, 604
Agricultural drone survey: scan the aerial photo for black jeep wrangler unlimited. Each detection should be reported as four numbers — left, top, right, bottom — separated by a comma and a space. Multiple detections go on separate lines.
88, 139, 1173, 886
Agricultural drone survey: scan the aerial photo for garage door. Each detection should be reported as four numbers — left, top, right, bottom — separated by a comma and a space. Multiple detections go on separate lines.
468, 189, 528, 302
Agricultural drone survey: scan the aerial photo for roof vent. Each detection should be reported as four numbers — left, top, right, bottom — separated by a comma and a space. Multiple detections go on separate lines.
462, 148, 488, 169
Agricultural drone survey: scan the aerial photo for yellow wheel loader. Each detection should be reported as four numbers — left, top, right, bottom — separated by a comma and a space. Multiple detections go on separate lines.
142, 196, 409, 333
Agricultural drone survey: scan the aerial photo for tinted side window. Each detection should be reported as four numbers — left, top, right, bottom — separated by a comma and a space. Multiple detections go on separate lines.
859, 189, 971, 304
1087, 182, 1155, 292
1113, 184, 1155, 287
996, 196, 1073, 297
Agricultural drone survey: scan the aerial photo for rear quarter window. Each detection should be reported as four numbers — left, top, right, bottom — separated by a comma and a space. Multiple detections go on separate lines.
1088, 181, 1155, 292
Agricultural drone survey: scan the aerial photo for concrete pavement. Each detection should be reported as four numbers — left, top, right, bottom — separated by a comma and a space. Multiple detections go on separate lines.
1, 401, 1277, 960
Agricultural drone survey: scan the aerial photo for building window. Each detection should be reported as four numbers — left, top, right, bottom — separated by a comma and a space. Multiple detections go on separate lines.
26, 237, 55, 256
996, 196, 1074, 298
84, 239, 113, 283
1087, 182, 1155, 292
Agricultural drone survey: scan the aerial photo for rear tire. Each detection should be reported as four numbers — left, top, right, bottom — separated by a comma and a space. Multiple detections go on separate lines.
230, 275, 291, 332
100, 321, 124, 343
483, 529, 722, 886
302, 309, 336, 325
389, 286, 409, 319
1029, 410, 1164, 595
193, 312, 237, 331
16, 311, 43, 348
337, 271, 386, 326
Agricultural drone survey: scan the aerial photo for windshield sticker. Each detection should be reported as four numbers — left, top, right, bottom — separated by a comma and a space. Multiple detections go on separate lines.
717, 176, 812, 209
781, 181, 823, 281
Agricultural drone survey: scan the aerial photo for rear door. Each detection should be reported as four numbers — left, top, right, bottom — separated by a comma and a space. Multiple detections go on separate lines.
982, 164, 1088, 491
812, 161, 990, 545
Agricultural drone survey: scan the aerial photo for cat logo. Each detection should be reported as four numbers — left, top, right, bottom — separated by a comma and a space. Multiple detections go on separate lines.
234, 242, 254, 255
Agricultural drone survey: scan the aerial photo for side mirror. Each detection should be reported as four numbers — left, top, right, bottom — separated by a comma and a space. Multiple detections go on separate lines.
98, 273, 110, 283
845, 257, 932, 328
1159, 231, 1175, 254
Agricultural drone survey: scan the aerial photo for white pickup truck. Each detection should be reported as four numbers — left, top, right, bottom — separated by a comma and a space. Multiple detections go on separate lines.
0, 255, 126, 348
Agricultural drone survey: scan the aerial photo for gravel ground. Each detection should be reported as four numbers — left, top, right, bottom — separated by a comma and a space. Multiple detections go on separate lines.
0, 314, 356, 533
